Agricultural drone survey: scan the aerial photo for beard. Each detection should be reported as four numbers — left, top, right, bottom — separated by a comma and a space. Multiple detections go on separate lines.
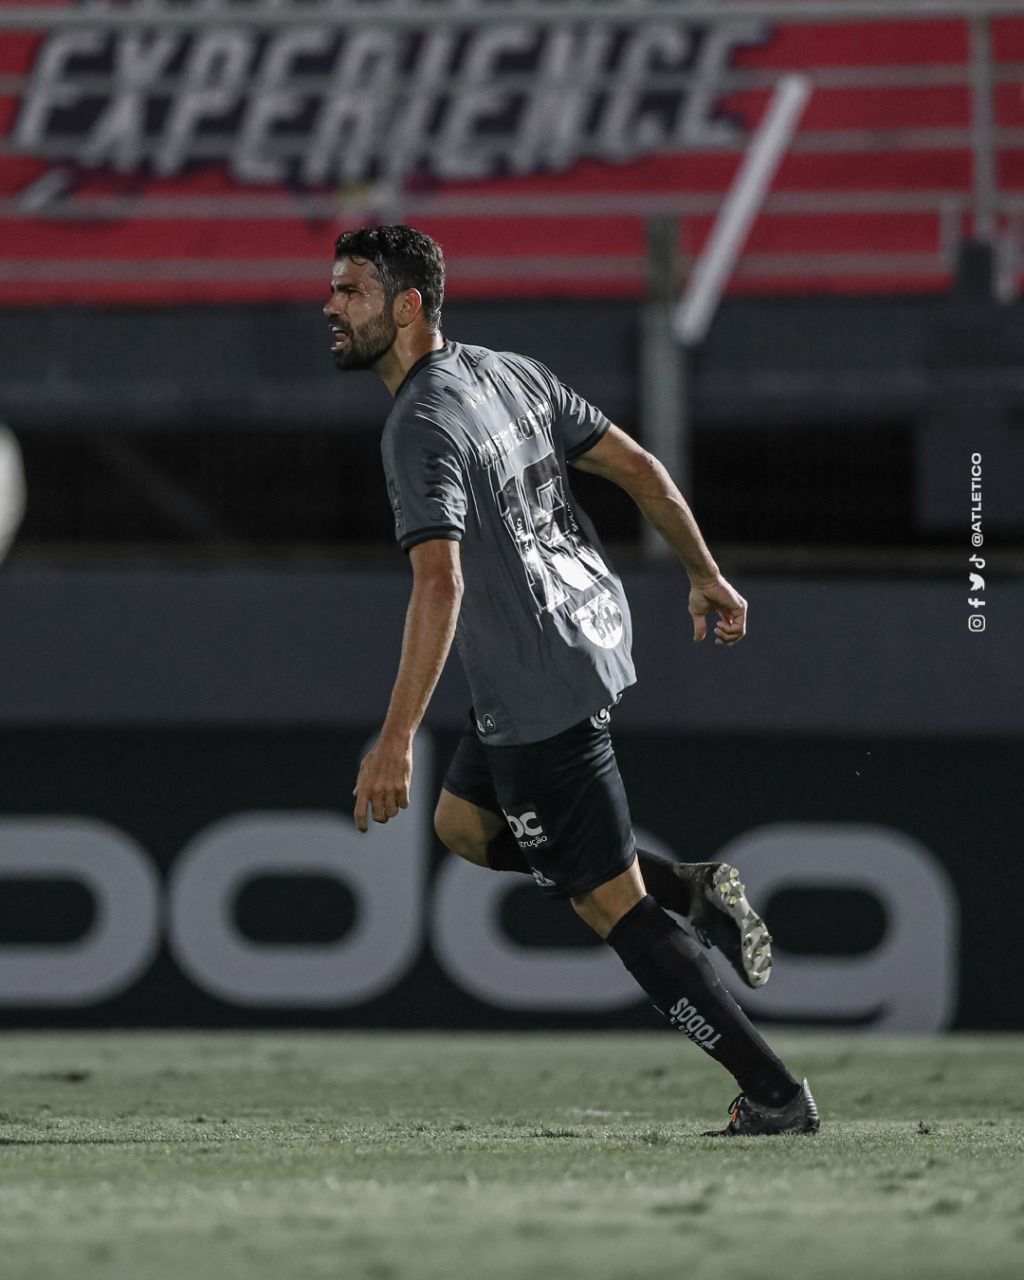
332, 308, 398, 372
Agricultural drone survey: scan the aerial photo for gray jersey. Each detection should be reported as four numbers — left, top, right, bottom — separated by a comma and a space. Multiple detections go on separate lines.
381, 341, 635, 745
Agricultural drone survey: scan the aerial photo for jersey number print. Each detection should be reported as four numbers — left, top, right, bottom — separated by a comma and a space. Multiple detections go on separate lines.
495, 451, 610, 613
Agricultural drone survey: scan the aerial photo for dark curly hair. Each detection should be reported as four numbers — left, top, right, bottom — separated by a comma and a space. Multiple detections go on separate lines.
334, 225, 445, 332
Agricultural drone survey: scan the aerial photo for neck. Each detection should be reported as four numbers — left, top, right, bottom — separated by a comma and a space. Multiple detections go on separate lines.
376, 329, 445, 396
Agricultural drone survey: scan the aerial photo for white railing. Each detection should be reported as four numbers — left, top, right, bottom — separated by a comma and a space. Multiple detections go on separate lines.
1, 2, 1023, 31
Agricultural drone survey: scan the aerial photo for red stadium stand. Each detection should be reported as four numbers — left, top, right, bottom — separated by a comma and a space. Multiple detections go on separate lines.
0, 4, 1022, 303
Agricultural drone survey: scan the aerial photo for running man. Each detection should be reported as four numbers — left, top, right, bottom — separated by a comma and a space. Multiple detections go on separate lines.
325, 225, 818, 1137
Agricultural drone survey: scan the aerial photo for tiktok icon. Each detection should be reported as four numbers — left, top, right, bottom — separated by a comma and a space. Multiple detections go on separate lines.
968, 554, 986, 633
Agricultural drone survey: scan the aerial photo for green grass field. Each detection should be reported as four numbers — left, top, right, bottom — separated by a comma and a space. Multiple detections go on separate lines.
1, 1032, 1022, 1280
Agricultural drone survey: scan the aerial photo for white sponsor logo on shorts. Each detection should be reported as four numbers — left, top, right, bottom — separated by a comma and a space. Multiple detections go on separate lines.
503, 808, 548, 848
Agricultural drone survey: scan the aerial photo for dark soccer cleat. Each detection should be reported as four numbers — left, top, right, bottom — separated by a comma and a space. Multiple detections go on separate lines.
678, 862, 772, 989
703, 1079, 820, 1138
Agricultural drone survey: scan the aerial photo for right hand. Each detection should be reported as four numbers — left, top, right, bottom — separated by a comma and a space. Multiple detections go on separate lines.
352, 732, 413, 833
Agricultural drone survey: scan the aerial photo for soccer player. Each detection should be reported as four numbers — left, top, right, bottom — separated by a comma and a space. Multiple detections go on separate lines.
325, 225, 819, 1137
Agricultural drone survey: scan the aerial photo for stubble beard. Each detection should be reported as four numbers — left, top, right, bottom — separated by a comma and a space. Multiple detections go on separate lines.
332, 309, 398, 372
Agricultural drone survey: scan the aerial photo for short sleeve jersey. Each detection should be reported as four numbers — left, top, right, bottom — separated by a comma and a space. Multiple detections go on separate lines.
381, 341, 636, 745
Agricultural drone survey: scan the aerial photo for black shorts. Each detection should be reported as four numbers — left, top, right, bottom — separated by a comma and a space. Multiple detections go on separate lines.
442, 709, 637, 900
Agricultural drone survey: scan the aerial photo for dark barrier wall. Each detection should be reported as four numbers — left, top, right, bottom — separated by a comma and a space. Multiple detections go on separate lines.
5, 296, 1024, 553
0, 569, 1020, 1030
1, 569, 1019, 733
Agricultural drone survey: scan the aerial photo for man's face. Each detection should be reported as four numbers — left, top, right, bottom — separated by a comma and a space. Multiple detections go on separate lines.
323, 256, 397, 371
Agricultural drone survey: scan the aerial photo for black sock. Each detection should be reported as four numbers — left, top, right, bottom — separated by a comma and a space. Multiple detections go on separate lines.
634, 848, 693, 915
487, 835, 694, 915
607, 896, 799, 1107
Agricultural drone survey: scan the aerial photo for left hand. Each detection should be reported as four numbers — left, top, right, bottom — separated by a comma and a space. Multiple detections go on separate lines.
689, 574, 748, 646
353, 732, 413, 833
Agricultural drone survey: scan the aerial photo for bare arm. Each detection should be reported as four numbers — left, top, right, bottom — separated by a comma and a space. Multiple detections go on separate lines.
573, 425, 746, 645
353, 538, 463, 832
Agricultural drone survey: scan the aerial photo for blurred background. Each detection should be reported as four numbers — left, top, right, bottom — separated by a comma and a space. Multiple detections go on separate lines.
0, 0, 1021, 1034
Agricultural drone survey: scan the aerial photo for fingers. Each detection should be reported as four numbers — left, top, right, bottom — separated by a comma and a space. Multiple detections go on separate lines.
353, 789, 370, 834
691, 579, 748, 648
353, 793, 396, 830
352, 781, 408, 832
692, 605, 747, 647
373, 790, 400, 823
713, 608, 747, 646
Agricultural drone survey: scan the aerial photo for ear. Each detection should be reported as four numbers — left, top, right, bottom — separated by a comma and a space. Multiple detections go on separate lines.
394, 287, 424, 329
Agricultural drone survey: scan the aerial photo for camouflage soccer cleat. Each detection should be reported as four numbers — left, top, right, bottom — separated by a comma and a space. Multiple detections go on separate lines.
703, 1079, 820, 1138
679, 862, 772, 989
